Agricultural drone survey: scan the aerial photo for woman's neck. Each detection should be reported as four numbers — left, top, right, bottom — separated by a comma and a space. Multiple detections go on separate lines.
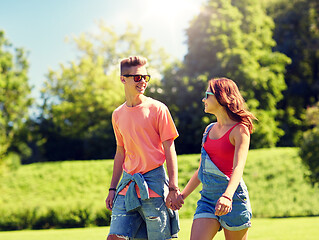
215, 109, 236, 127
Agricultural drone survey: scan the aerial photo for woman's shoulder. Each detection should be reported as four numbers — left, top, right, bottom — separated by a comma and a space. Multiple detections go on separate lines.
204, 122, 216, 132
232, 123, 250, 137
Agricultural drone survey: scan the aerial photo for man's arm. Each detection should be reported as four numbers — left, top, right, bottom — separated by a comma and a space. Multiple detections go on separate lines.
163, 139, 183, 210
105, 145, 125, 211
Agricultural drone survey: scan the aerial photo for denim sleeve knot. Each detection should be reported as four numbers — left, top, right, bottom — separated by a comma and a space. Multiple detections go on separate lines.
113, 165, 180, 235
115, 166, 166, 212
124, 172, 150, 212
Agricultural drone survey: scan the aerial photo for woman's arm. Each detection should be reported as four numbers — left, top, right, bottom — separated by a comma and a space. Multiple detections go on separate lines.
180, 156, 202, 201
180, 169, 201, 200
215, 124, 250, 216
224, 124, 250, 198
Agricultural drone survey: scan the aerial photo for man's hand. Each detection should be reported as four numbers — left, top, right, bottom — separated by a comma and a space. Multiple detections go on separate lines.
166, 189, 184, 210
105, 190, 116, 211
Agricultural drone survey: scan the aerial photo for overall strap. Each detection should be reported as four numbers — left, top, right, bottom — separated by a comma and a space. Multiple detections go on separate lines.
201, 122, 216, 146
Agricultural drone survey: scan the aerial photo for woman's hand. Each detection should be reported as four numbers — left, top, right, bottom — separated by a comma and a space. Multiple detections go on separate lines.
166, 190, 184, 210
215, 195, 232, 216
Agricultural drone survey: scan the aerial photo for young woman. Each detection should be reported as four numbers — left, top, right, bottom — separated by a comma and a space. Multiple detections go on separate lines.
178, 78, 257, 240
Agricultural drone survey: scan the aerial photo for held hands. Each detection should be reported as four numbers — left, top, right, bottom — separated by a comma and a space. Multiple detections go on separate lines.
215, 195, 232, 216
166, 187, 184, 211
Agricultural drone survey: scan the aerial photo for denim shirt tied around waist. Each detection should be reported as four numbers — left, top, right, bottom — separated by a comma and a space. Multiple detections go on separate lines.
114, 165, 180, 234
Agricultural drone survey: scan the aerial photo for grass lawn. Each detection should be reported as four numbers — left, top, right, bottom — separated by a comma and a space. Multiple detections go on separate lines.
0, 217, 318, 240
1, 148, 319, 232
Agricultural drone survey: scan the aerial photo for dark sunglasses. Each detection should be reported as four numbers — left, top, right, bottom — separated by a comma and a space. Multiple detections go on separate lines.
122, 74, 151, 82
205, 91, 215, 99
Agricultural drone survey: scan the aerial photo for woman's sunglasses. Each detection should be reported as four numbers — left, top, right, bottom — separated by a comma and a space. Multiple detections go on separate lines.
205, 91, 215, 99
122, 74, 151, 82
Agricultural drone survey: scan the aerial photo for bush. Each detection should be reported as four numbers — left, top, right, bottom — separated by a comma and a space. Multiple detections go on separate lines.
0, 152, 21, 175
299, 127, 319, 186
94, 208, 112, 226
0, 205, 95, 231
32, 208, 59, 230
0, 208, 37, 231
299, 102, 319, 187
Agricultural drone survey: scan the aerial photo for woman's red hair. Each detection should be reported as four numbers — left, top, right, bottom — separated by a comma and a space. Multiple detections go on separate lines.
208, 78, 257, 133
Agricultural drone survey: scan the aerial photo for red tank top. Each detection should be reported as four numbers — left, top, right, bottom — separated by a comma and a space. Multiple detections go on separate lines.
203, 123, 240, 178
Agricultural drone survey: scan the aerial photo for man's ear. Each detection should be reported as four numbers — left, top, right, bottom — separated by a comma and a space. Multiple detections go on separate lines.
120, 76, 125, 83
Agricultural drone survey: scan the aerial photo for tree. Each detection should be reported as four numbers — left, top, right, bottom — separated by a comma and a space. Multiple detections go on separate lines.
181, 0, 291, 148
0, 30, 32, 170
37, 21, 171, 161
268, 0, 319, 146
149, 62, 211, 154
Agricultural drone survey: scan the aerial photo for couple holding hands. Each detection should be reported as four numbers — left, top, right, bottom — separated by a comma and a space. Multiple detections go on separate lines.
105, 56, 256, 240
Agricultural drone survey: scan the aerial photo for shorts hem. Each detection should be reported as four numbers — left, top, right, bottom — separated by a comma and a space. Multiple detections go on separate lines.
193, 213, 218, 220
220, 220, 251, 231
194, 213, 251, 232
108, 232, 177, 240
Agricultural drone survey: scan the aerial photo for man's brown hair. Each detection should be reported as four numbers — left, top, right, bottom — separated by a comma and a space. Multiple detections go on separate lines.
120, 56, 147, 75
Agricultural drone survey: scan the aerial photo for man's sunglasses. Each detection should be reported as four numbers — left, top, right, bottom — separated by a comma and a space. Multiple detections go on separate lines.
122, 74, 151, 82
205, 91, 215, 99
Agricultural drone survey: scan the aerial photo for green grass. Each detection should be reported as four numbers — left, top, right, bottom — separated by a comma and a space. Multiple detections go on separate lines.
0, 147, 319, 230
0, 217, 318, 240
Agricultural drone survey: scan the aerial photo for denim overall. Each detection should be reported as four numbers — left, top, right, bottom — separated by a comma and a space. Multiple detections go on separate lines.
195, 123, 252, 231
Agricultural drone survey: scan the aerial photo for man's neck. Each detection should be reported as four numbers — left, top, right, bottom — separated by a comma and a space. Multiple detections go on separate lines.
125, 94, 146, 107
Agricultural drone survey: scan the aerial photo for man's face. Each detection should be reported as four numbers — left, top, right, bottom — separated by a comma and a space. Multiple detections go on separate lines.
122, 65, 148, 95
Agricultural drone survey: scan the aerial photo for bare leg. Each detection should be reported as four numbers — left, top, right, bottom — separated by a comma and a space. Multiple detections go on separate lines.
107, 234, 129, 240
224, 228, 248, 240
190, 218, 220, 240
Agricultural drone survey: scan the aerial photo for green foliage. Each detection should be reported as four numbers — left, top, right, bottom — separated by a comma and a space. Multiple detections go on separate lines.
299, 102, 319, 186
268, 0, 319, 146
0, 152, 21, 174
0, 204, 98, 230
0, 30, 32, 171
36, 21, 171, 161
150, 69, 211, 154
299, 128, 319, 186
178, 0, 291, 148
0, 148, 318, 230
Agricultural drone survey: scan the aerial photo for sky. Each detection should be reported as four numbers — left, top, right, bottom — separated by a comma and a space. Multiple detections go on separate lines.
0, 0, 205, 104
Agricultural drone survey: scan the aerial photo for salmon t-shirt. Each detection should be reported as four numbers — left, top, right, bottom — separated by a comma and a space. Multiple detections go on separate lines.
112, 97, 179, 197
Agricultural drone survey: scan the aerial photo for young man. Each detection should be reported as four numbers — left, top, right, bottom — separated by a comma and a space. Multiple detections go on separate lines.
105, 56, 181, 240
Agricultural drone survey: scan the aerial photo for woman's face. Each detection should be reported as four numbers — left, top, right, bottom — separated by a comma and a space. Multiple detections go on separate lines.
202, 86, 220, 113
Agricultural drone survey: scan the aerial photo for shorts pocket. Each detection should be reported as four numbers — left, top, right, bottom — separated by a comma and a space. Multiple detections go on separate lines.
113, 195, 126, 211
234, 191, 248, 204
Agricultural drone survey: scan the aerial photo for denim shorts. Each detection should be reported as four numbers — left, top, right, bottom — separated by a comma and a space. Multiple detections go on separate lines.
194, 190, 252, 231
195, 155, 252, 231
108, 195, 175, 240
